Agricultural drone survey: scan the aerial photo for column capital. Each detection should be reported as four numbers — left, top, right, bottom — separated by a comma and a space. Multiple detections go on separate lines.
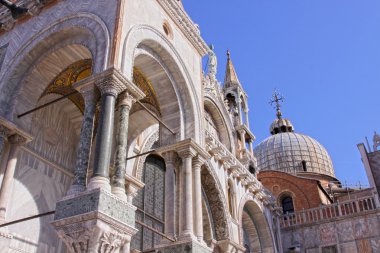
8, 134, 28, 145
193, 155, 206, 168
0, 125, 11, 139
177, 146, 197, 159
95, 68, 145, 99
118, 91, 135, 109
161, 150, 177, 166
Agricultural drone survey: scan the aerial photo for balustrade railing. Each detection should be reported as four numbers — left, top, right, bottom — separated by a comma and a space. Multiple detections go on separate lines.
281, 194, 379, 228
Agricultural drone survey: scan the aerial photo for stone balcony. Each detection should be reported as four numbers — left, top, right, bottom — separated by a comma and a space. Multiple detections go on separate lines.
204, 130, 271, 203
281, 191, 380, 229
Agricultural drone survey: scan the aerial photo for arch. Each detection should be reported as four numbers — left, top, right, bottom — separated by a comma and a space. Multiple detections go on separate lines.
0, 14, 110, 121
278, 191, 295, 214
238, 194, 275, 253
202, 161, 230, 240
122, 24, 201, 143
204, 97, 235, 153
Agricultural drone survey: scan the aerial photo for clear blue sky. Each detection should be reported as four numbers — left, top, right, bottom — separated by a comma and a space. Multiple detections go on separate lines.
183, 0, 380, 186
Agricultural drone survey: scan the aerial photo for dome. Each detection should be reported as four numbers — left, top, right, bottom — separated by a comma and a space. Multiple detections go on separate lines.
254, 132, 335, 178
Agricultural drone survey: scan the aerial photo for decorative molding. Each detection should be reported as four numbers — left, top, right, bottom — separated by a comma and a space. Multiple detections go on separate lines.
156, 0, 209, 56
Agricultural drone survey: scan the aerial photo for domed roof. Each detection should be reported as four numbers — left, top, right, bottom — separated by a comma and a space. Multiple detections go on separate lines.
256, 91, 336, 178
254, 131, 335, 178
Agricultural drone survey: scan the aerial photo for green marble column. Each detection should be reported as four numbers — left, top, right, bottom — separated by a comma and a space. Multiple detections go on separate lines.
112, 91, 134, 199
67, 89, 97, 195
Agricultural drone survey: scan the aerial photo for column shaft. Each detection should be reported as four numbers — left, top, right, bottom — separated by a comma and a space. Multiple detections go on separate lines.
0, 135, 23, 221
244, 110, 250, 128
193, 158, 203, 241
239, 130, 246, 152
93, 94, 116, 178
164, 153, 176, 237
182, 156, 193, 235
112, 92, 133, 199
67, 92, 96, 195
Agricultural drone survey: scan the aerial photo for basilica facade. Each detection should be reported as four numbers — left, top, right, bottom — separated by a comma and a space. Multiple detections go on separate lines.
0, 1, 379, 253
0, 1, 280, 253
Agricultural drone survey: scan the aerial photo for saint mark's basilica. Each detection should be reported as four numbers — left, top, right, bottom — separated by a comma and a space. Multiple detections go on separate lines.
0, 1, 379, 253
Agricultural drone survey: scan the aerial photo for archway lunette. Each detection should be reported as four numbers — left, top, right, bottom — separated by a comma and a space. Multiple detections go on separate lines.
0, 14, 110, 121
121, 25, 201, 144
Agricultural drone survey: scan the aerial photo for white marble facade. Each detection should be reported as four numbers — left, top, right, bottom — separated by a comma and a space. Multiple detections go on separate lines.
0, 1, 279, 253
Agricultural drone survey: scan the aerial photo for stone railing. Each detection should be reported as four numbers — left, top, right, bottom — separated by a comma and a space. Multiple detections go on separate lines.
281, 193, 380, 228
204, 130, 270, 203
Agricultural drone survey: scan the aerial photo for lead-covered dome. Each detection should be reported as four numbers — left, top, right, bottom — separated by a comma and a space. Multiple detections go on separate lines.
254, 131, 335, 178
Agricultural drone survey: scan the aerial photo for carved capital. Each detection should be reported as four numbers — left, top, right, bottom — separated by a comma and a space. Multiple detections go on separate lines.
162, 151, 177, 166
8, 134, 27, 145
177, 146, 197, 159
118, 91, 135, 109
192, 155, 206, 169
0, 125, 10, 139
96, 75, 126, 97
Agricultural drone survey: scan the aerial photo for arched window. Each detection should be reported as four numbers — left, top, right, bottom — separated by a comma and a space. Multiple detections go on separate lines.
131, 155, 165, 251
281, 196, 294, 214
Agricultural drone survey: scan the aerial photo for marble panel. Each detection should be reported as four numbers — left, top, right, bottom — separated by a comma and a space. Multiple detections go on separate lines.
340, 241, 358, 253
304, 226, 319, 248
337, 220, 354, 242
370, 237, 380, 253
319, 223, 337, 246
54, 189, 135, 226
353, 218, 371, 239
357, 239, 372, 253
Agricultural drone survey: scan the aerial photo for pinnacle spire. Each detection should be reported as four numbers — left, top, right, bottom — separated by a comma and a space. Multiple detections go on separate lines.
224, 50, 241, 88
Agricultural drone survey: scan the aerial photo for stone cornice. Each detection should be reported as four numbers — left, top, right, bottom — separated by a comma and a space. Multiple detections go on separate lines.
157, 138, 211, 160
157, 0, 209, 56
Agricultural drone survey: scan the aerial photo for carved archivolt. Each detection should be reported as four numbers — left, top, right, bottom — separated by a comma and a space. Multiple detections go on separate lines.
202, 161, 230, 240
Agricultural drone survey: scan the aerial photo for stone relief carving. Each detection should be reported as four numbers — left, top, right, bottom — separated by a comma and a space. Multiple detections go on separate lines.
57, 228, 93, 253
202, 162, 230, 240
99, 232, 123, 253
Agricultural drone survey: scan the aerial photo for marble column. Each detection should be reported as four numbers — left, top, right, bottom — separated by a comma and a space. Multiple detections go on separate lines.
248, 140, 253, 155
193, 155, 205, 242
163, 151, 176, 238
112, 92, 134, 200
0, 134, 26, 222
88, 79, 126, 191
239, 129, 246, 154
67, 88, 97, 195
244, 109, 250, 128
178, 148, 196, 238
0, 126, 10, 159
